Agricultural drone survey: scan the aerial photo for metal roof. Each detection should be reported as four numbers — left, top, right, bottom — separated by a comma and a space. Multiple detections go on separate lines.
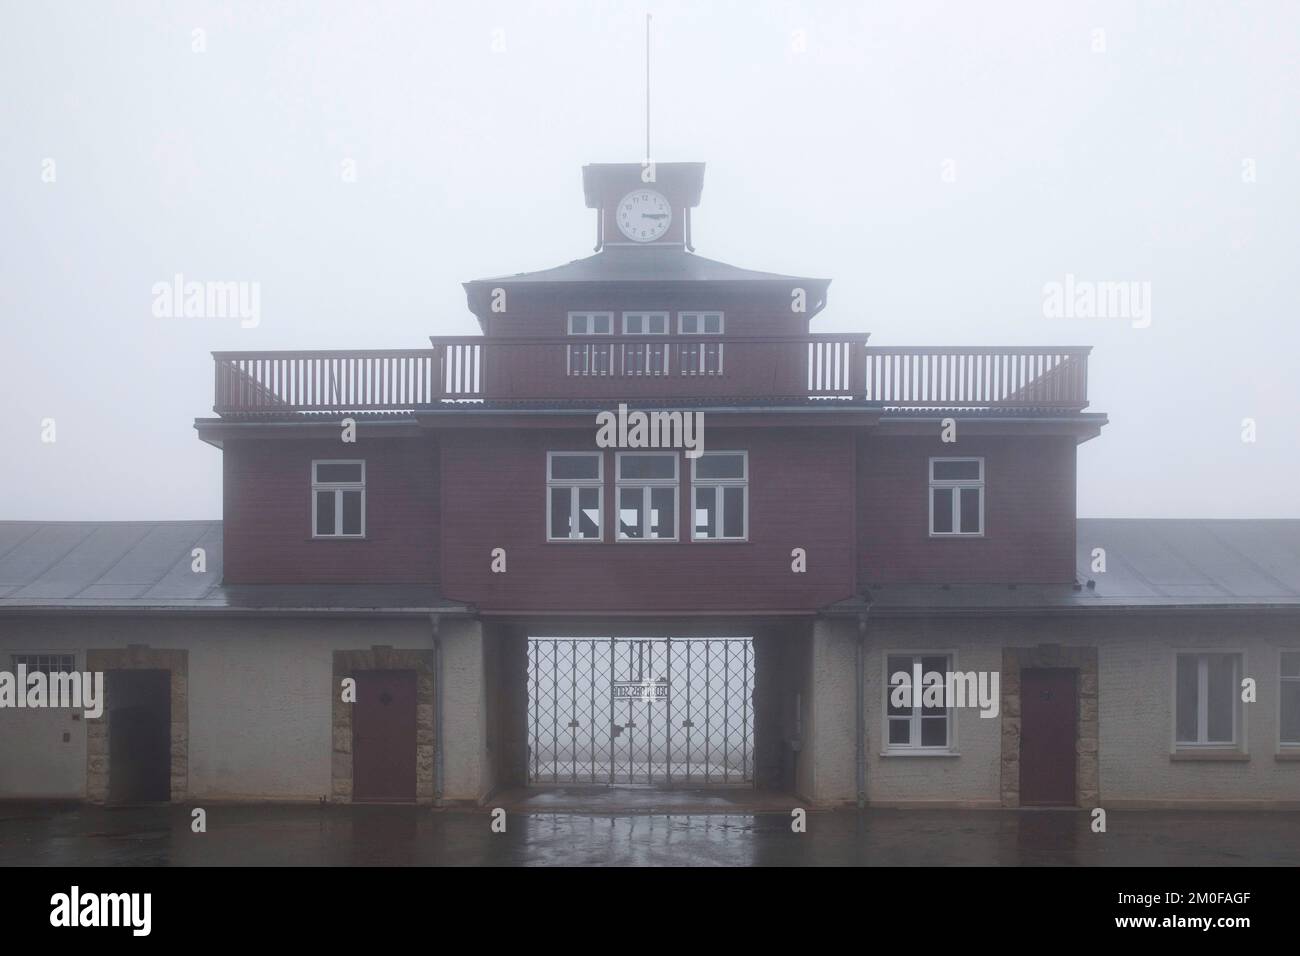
465, 245, 829, 287
0, 522, 464, 615
835, 518, 1300, 615
0, 519, 1296, 616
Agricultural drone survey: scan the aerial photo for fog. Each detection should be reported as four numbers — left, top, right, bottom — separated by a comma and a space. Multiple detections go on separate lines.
2, 2, 1297, 520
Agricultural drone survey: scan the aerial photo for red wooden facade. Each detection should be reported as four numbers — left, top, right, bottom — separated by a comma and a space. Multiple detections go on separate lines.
201, 162, 1104, 609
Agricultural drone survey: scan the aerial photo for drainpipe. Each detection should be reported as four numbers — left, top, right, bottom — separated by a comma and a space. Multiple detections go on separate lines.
855, 608, 870, 810
431, 613, 443, 808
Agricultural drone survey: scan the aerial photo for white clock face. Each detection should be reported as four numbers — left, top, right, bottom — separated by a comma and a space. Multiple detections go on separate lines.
616, 189, 673, 242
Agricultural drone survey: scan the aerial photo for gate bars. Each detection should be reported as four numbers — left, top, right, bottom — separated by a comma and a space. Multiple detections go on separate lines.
527, 638, 755, 787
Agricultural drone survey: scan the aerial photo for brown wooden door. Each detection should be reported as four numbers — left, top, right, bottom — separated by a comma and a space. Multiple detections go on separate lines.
352, 670, 417, 803
1019, 668, 1077, 806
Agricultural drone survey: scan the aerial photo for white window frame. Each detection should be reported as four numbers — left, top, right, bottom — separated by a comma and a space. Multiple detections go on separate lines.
1172, 650, 1243, 749
620, 312, 671, 375
615, 452, 679, 542
677, 312, 724, 375
690, 451, 748, 542
929, 457, 984, 537
882, 651, 958, 755
566, 312, 614, 376
546, 451, 604, 542
621, 312, 669, 334
677, 311, 724, 334
1279, 650, 1300, 749
567, 312, 614, 335
311, 460, 366, 538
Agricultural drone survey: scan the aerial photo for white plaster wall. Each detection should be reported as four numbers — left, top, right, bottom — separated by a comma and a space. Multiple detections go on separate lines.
803, 618, 857, 805
0, 615, 489, 803
438, 617, 490, 803
864, 619, 1005, 807
803, 614, 1300, 808
1094, 618, 1300, 806
0, 644, 88, 798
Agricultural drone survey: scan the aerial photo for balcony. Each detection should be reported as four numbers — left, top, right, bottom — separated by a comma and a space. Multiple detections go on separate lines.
211, 338, 1090, 415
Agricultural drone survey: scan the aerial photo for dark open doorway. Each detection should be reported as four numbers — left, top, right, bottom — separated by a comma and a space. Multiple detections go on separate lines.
107, 669, 171, 804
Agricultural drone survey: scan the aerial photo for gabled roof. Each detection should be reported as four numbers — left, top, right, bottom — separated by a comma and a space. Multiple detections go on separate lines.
0, 521, 464, 615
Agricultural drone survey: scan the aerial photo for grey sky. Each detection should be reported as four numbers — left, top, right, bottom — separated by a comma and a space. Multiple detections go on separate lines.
2, 1, 1297, 520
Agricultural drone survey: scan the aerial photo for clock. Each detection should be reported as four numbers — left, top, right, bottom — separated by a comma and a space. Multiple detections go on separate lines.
616, 189, 673, 242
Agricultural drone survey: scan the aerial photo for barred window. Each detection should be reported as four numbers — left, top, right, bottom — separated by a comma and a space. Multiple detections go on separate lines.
12, 654, 76, 677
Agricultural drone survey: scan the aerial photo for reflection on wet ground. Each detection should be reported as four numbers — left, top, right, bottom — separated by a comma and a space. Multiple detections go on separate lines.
1, 801, 1297, 866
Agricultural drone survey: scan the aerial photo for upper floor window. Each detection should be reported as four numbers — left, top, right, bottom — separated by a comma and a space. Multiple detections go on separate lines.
567, 313, 614, 375
1281, 652, 1300, 748
568, 312, 613, 335
312, 460, 365, 538
885, 653, 955, 752
617, 452, 678, 541
1175, 652, 1241, 747
692, 452, 747, 541
929, 458, 983, 536
678, 312, 723, 334
623, 312, 668, 334
678, 313, 724, 374
547, 452, 603, 541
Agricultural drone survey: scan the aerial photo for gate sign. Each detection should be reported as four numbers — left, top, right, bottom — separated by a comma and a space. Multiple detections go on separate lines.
612, 679, 669, 701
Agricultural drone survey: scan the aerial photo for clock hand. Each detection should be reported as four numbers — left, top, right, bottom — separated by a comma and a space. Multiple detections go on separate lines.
641, 212, 668, 220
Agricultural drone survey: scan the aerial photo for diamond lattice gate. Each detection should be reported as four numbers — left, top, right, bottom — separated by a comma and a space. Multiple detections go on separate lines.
527, 638, 755, 787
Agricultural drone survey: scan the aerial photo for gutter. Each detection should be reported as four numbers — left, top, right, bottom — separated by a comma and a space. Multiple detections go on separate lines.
855, 606, 870, 810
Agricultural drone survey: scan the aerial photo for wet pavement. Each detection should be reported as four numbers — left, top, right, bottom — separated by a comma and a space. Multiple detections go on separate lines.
1, 800, 1298, 866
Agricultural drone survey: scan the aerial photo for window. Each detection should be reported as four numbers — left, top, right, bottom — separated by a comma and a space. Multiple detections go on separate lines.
885, 654, 954, 751
622, 312, 668, 334
929, 458, 983, 536
1281, 652, 1300, 748
547, 452, 603, 541
312, 460, 365, 537
678, 312, 724, 374
616, 453, 678, 541
1175, 652, 1241, 747
567, 312, 614, 375
692, 452, 747, 541
568, 312, 613, 335
678, 311, 723, 334
11, 654, 76, 677
621, 312, 670, 374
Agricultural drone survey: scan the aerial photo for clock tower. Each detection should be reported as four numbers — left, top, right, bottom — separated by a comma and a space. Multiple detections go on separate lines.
583, 162, 705, 250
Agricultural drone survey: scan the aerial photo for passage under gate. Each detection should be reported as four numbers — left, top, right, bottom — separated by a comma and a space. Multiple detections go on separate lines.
527, 638, 755, 787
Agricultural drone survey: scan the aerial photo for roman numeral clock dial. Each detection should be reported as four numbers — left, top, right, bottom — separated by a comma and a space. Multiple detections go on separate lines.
617, 189, 672, 242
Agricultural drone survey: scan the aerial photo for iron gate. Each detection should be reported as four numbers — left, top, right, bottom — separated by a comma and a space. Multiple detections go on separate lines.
527, 638, 754, 787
